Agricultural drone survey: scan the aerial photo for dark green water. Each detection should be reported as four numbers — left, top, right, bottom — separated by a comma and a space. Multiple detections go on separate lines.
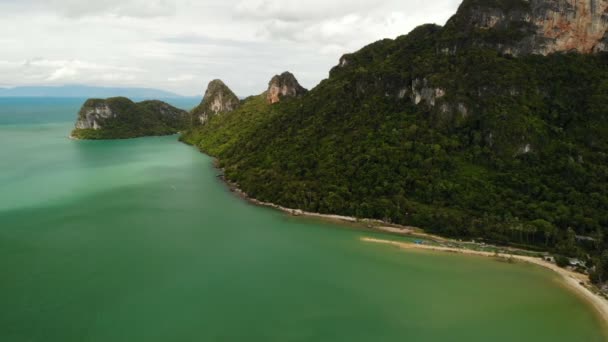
0, 98, 605, 341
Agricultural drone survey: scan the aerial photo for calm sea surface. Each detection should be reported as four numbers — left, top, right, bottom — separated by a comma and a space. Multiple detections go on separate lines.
0, 98, 605, 341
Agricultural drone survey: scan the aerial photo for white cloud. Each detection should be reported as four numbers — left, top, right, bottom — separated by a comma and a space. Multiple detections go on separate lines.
46, 66, 78, 81
235, 0, 381, 21
0, 0, 462, 95
0, 60, 18, 67
98, 73, 137, 82
19, 0, 177, 18
168, 74, 196, 82
0, 58, 142, 86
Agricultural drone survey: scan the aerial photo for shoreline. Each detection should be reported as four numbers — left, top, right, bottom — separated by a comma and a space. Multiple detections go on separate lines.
217, 173, 608, 332
361, 237, 608, 331
223, 177, 416, 229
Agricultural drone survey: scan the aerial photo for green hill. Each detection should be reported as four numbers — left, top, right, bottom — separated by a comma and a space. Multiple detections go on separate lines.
71, 97, 190, 140
182, 0, 608, 281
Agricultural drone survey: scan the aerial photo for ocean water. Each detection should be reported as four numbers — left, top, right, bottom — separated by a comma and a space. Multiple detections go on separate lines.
0, 98, 605, 341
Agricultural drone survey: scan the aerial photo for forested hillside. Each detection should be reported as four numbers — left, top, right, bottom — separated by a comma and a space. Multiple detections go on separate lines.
182, 0, 608, 282
72, 97, 190, 140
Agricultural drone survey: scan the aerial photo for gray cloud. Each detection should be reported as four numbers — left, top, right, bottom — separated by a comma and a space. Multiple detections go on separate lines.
0, 0, 461, 96
12, 0, 176, 18
160, 34, 265, 48
234, 0, 383, 22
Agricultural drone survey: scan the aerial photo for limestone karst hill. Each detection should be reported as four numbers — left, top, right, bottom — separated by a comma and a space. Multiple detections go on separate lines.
266, 72, 308, 104
191, 80, 240, 125
71, 97, 189, 139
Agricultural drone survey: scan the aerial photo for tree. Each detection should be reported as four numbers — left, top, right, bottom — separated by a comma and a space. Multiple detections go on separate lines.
555, 255, 570, 268
591, 251, 608, 285
531, 219, 556, 247
558, 227, 578, 256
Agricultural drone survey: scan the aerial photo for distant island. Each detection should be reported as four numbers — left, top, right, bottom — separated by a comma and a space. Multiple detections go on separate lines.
70, 97, 190, 140
69, 73, 307, 140
71, 0, 608, 294
0, 85, 186, 98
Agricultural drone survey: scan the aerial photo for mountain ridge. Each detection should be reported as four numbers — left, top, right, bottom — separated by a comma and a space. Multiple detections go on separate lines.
182, 0, 608, 283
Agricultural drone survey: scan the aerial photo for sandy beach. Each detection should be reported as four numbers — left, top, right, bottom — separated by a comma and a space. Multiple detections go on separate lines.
221, 174, 608, 333
361, 237, 608, 330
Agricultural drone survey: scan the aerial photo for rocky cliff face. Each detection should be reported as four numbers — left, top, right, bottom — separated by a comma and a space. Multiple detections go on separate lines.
75, 99, 116, 130
411, 78, 446, 107
449, 0, 608, 55
192, 80, 240, 124
266, 72, 308, 104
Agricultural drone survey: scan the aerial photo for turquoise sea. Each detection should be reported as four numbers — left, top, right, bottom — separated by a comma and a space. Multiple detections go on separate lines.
0, 98, 605, 341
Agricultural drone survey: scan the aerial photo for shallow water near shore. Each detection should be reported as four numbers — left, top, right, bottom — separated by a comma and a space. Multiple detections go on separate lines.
0, 98, 605, 341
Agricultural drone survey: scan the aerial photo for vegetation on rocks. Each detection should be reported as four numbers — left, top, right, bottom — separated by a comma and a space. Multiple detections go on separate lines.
71, 97, 189, 140
181, 2, 608, 283
191, 80, 240, 125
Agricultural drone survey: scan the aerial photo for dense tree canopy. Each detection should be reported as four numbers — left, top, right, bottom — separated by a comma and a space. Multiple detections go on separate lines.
72, 97, 190, 140
182, 22, 608, 281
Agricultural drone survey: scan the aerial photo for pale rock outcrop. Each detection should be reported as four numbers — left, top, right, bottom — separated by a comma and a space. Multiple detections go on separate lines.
192, 80, 240, 125
516, 143, 534, 155
457, 103, 469, 118
75, 101, 116, 130
398, 88, 408, 99
411, 78, 446, 107
339, 56, 350, 67
266, 72, 308, 104
452, 0, 608, 55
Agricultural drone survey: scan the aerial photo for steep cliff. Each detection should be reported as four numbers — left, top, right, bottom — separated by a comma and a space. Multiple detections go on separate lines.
191, 80, 240, 125
75, 99, 115, 130
445, 0, 608, 55
72, 97, 190, 139
266, 72, 308, 104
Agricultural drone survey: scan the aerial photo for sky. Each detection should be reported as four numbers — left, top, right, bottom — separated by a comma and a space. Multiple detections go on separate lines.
0, 0, 462, 96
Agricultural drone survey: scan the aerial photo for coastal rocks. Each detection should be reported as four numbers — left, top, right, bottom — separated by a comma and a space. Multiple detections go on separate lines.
75, 100, 115, 130
450, 0, 608, 55
191, 80, 240, 125
266, 72, 308, 104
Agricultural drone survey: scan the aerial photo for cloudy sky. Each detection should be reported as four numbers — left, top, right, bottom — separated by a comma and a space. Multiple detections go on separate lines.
0, 0, 461, 96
